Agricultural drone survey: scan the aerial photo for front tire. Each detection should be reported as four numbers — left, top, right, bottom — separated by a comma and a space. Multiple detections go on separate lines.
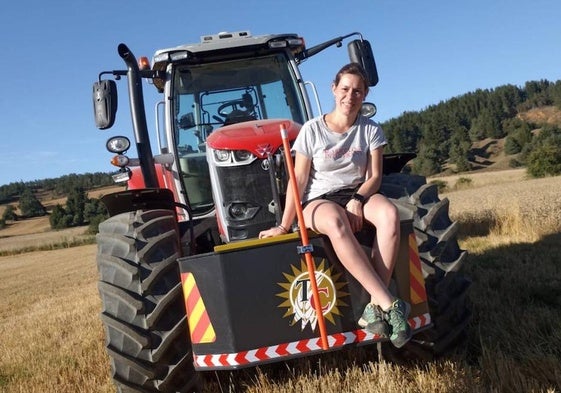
96, 209, 200, 392
381, 173, 471, 360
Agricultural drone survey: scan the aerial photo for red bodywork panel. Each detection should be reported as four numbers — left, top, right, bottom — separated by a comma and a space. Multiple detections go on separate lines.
127, 163, 172, 190
206, 119, 301, 158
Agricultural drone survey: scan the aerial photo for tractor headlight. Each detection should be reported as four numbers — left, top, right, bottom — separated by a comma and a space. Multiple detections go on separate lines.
227, 202, 259, 221
229, 203, 248, 219
211, 148, 256, 166
214, 149, 231, 162
233, 150, 253, 161
106, 136, 131, 154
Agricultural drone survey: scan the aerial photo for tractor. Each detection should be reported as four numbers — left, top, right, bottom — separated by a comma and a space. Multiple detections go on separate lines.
92, 31, 470, 393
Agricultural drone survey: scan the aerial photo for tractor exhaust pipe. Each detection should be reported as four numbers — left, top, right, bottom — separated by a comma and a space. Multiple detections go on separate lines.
118, 43, 158, 188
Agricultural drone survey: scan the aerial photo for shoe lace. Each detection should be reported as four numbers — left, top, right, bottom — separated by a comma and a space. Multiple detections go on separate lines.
364, 304, 383, 323
387, 302, 407, 330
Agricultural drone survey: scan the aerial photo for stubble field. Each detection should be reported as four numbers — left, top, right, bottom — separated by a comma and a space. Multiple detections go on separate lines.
0, 170, 560, 392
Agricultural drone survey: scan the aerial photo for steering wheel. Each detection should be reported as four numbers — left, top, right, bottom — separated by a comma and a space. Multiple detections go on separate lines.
217, 100, 245, 118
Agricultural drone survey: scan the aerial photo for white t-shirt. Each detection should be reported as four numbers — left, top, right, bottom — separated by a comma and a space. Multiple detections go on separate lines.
292, 115, 387, 202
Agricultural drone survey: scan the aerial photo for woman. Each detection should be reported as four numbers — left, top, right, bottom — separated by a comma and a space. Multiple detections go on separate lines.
259, 63, 411, 348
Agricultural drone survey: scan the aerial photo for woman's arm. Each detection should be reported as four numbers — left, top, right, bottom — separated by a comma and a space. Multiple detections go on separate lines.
259, 152, 311, 238
281, 152, 311, 228
345, 146, 384, 232
357, 145, 384, 198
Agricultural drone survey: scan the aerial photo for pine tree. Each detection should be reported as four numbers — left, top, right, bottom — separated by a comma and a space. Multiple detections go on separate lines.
18, 188, 46, 218
65, 187, 87, 226
504, 136, 522, 155
49, 204, 70, 229
449, 127, 471, 172
2, 205, 18, 221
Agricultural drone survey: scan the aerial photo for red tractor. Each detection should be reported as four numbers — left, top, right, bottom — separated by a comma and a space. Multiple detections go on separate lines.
92, 31, 469, 393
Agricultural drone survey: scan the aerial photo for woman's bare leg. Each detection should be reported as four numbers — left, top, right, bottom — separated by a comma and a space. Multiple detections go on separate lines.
363, 194, 400, 287
304, 199, 394, 310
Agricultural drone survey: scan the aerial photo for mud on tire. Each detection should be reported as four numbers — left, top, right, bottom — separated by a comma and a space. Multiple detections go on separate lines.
96, 209, 200, 393
381, 173, 471, 360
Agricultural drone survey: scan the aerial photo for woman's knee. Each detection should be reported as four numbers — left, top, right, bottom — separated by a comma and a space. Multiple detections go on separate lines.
319, 214, 349, 236
365, 197, 399, 229
304, 201, 349, 235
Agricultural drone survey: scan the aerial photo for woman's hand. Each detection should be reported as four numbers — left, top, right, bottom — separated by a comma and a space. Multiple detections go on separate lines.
345, 199, 364, 233
258, 225, 288, 239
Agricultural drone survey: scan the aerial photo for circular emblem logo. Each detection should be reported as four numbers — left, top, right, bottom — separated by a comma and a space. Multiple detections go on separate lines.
277, 259, 348, 331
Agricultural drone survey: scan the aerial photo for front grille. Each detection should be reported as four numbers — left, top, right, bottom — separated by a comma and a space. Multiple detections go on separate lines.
215, 159, 276, 239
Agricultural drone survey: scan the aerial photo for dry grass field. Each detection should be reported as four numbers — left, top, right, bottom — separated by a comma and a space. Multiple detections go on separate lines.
1, 172, 560, 393
437, 168, 561, 243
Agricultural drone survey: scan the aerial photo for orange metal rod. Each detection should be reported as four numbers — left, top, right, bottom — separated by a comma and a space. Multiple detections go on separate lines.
280, 125, 329, 350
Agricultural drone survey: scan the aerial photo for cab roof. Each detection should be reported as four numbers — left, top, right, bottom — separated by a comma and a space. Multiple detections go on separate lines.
154, 31, 298, 56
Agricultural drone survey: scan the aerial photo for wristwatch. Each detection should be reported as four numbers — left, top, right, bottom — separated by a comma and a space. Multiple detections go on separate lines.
351, 192, 366, 205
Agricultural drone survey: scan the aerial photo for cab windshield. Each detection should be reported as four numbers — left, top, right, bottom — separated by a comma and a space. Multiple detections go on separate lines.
171, 53, 305, 214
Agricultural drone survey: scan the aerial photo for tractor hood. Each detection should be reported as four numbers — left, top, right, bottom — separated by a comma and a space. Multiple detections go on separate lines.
206, 119, 301, 158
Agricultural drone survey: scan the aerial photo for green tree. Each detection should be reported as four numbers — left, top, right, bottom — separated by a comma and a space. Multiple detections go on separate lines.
469, 108, 502, 140
383, 111, 423, 153
84, 197, 108, 234
2, 205, 18, 221
84, 198, 107, 222
525, 126, 561, 177
66, 187, 87, 226
48, 186, 108, 230
18, 188, 46, 218
504, 136, 522, 155
449, 127, 471, 172
526, 144, 561, 177
413, 143, 442, 176
87, 214, 107, 235
504, 120, 533, 156
49, 204, 72, 229
551, 80, 561, 109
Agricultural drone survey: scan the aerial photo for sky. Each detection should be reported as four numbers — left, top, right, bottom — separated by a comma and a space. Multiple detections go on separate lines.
1, 0, 560, 186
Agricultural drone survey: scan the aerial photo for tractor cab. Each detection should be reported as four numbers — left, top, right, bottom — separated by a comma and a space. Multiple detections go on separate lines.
168, 50, 307, 235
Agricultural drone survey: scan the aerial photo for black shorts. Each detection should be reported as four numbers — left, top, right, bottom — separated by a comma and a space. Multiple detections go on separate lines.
302, 187, 359, 209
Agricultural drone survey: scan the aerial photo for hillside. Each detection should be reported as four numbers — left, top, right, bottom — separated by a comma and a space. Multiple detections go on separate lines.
0, 185, 121, 253
518, 105, 561, 126
468, 137, 508, 171
447, 105, 561, 174
382, 78, 561, 177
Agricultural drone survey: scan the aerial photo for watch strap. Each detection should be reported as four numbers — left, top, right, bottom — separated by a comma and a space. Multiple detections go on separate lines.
351, 192, 366, 205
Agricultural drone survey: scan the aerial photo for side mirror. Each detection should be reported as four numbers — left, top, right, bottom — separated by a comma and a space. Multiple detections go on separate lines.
93, 80, 118, 129
348, 39, 379, 87
179, 112, 196, 129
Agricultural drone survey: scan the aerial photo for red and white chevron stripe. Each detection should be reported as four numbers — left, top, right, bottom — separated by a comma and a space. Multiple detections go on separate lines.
193, 313, 431, 369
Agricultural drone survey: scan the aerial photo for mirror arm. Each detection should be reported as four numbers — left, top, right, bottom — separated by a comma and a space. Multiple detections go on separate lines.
297, 32, 361, 62
98, 70, 127, 82
98, 69, 163, 82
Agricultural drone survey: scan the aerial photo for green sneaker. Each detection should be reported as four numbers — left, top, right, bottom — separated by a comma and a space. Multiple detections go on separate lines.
384, 299, 412, 348
358, 303, 390, 338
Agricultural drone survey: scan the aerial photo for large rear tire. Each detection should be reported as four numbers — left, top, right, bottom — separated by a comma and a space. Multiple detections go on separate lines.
381, 173, 471, 360
96, 209, 200, 392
